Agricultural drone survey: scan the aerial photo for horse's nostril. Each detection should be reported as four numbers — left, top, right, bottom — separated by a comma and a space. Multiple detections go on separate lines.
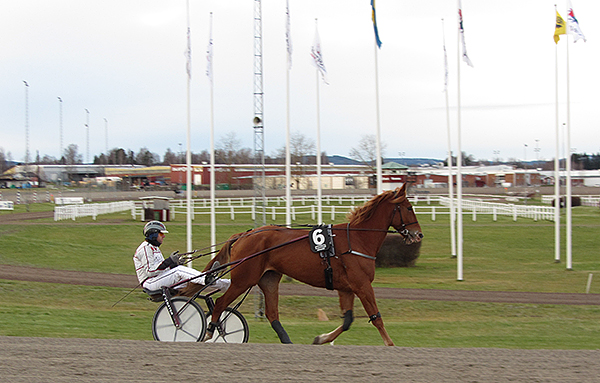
418, 233, 424, 239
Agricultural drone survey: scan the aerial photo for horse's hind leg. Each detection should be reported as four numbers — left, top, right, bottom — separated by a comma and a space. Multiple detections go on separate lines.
312, 290, 355, 345
258, 271, 292, 344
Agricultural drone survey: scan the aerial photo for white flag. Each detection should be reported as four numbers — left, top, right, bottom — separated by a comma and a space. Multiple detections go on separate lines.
567, 1, 587, 43
310, 24, 328, 84
206, 13, 213, 82
458, 0, 474, 67
185, 26, 192, 79
286, 0, 292, 70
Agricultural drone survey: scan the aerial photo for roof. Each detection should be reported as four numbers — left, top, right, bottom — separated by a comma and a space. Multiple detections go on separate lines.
382, 162, 409, 170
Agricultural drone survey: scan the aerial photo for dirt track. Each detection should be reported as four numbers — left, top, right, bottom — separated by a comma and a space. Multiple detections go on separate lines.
0, 336, 598, 382
2, 265, 600, 382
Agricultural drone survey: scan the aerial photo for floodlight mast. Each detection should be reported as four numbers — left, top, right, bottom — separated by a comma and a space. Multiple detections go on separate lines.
253, 0, 266, 227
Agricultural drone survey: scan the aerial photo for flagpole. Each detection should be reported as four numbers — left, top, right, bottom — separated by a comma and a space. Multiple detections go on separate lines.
208, 12, 216, 255
285, 0, 292, 227
565, 26, 573, 271
370, 1, 382, 194
456, 1, 464, 281
442, 18, 456, 259
554, 6, 561, 263
314, 19, 323, 224
185, 0, 193, 254
374, 43, 382, 194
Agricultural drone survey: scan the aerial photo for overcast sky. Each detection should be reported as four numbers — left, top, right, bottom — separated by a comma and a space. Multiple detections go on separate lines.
2, 0, 599, 164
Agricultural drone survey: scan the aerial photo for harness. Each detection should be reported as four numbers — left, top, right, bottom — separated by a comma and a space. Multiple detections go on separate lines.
309, 224, 336, 290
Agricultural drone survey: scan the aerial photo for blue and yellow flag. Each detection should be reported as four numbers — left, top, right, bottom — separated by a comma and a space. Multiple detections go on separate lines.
371, 0, 382, 48
554, 10, 566, 44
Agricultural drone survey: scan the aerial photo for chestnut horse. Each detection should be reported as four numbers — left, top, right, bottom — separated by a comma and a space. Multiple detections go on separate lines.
203, 185, 422, 346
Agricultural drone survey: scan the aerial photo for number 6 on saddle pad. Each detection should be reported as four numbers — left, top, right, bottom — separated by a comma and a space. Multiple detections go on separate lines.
309, 224, 335, 290
309, 224, 333, 253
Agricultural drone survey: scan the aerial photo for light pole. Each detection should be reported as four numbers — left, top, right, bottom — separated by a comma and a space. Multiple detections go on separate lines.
104, 118, 108, 154
493, 150, 500, 164
23, 81, 30, 167
178, 143, 183, 163
85, 109, 90, 164
523, 143, 528, 186
58, 97, 63, 162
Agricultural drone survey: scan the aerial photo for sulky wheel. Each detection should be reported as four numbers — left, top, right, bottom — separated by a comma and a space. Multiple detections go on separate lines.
152, 297, 207, 342
205, 307, 249, 343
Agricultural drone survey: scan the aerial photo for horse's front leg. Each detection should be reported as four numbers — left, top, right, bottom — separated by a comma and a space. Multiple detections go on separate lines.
354, 284, 394, 346
312, 290, 355, 345
258, 271, 292, 344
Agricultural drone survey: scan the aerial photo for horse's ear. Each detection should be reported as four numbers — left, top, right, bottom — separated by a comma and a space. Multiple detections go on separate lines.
399, 183, 407, 195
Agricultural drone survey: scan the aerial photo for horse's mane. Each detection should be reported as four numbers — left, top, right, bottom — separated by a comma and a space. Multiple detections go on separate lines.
346, 188, 406, 225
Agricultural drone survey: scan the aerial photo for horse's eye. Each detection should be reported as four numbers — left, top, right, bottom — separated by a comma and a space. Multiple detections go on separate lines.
407, 207, 413, 212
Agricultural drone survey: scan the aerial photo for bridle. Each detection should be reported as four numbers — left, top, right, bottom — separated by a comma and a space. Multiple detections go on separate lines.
390, 202, 420, 239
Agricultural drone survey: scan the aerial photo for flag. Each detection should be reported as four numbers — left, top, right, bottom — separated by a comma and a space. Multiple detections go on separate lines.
554, 10, 566, 44
443, 37, 449, 92
567, 1, 586, 43
185, 26, 192, 79
310, 23, 328, 84
371, 0, 382, 48
458, 0, 473, 67
286, 0, 292, 69
206, 13, 213, 82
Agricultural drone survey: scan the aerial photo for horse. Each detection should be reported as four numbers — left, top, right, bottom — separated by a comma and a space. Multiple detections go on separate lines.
202, 185, 422, 346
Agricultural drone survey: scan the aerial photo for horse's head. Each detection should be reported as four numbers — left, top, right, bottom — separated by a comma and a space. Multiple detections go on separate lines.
389, 185, 423, 245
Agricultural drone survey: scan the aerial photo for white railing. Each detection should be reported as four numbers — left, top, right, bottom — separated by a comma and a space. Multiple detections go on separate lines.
129, 194, 554, 223
541, 195, 600, 207
438, 197, 555, 221
0, 201, 14, 210
132, 195, 373, 222
54, 197, 84, 205
54, 201, 135, 221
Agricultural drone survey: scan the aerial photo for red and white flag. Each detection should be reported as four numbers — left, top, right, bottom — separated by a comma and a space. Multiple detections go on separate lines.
567, 1, 586, 43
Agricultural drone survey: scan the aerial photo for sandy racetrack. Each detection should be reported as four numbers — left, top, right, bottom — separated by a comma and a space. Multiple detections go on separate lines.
1, 265, 600, 382
0, 336, 599, 382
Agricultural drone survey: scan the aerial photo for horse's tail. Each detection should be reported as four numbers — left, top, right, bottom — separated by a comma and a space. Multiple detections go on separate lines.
201, 231, 243, 272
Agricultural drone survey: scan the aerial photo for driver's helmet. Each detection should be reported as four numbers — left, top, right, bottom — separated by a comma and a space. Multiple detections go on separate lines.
143, 220, 169, 237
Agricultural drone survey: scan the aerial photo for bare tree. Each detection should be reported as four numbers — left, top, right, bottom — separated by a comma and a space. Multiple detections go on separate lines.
349, 134, 386, 169
135, 147, 160, 166
163, 148, 178, 165
63, 144, 83, 165
275, 131, 316, 188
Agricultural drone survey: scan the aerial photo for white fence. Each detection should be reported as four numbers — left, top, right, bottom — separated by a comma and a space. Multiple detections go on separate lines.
54, 197, 84, 205
541, 195, 600, 207
0, 201, 14, 210
132, 195, 373, 222
54, 201, 135, 221
129, 194, 555, 223
437, 196, 555, 222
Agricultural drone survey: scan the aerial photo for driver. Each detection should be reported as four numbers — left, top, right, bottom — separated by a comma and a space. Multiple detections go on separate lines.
133, 220, 230, 292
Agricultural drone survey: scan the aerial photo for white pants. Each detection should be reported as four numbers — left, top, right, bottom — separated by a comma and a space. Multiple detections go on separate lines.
143, 265, 230, 292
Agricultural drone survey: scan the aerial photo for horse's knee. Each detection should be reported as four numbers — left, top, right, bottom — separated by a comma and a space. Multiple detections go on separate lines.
342, 310, 353, 331
270, 320, 292, 344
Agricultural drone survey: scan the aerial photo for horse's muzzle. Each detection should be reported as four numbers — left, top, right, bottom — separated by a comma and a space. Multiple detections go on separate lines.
403, 230, 423, 245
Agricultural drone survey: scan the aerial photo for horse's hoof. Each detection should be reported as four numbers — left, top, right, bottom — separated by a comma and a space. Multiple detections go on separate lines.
203, 332, 213, 342
312, 336, 323, 345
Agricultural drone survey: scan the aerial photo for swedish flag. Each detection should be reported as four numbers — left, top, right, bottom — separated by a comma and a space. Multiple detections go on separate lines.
554, 10, 566, 44
371, 0, 382, 48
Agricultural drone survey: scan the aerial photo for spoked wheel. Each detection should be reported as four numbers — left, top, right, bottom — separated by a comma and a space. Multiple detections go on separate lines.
152, 297, 207, 342
205, 307, 249, 343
